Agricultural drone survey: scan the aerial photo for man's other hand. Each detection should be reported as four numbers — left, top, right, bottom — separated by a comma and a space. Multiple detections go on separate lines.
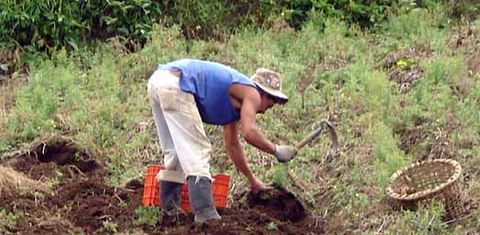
250, 176, 273, 194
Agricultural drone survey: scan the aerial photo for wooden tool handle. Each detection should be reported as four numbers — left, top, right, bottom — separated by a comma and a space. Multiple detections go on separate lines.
295, 120, 339, 156
295, 126, 324, 149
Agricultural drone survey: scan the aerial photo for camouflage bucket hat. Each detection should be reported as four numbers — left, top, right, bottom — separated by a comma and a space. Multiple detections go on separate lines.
251, 68, 288, 104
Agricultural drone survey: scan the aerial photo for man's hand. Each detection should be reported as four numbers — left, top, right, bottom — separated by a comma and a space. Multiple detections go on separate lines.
274, 145, 298, 163
250, 176, 273, 194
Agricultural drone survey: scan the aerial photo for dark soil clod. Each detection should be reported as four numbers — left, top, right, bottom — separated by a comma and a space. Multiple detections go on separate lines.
73, 159, 99, 172
248, 184, 306, 222
125, 178, 144, 190
11, 139, 100, 180
33, 141, 90, 165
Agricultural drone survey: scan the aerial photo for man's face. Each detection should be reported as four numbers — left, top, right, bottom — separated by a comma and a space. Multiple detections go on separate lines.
258, 93, 275, 114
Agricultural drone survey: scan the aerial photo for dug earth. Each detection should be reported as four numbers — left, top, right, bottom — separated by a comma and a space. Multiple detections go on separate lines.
0, 137, 325, 234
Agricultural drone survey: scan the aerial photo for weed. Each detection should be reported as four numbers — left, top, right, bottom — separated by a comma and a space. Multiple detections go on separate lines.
266, 221, 279, 230
101, 218, 118, 234
368, 123, 410, 189
405, 57, 458, 125
331, 182, 369, 222
50, 169, 64, 187
0, 141, 11, 156
385, 201, 448, 234
272, 164, 289, 187
118, 200, 128, 209
0, 209, 21, 231
134, 206, 160, 227
383, 5, 448, 50
458, 90, 480, 128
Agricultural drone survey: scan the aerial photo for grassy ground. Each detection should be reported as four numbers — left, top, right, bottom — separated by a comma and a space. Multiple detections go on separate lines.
1, 5, 479, 234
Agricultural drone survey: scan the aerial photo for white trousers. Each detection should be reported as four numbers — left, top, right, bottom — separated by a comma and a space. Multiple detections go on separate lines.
147, 70, 212, 183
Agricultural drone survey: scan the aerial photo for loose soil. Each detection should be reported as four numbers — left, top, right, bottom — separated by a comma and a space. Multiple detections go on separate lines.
382, 45, 433, 93
0, 139, 324, 234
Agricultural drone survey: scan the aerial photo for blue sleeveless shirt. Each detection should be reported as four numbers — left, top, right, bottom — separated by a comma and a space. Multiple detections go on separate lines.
159, 59, 256, 125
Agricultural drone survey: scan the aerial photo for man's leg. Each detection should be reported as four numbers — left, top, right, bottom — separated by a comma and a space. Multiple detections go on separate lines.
187, 175, 220, 223
148, 70, 184, 211
153, 71, 220, 223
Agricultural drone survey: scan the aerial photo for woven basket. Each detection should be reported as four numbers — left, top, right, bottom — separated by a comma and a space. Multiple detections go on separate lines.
386, 159, 464, 219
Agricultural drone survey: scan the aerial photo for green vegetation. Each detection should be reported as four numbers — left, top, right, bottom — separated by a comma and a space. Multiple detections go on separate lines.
4, 0, 478, 51
385, 201, 448, 234
0, 0, 163, 50
1, 0, 479, 234
134, 206, 160, 227
101, 218, 118, 234
0, 209, 22, 231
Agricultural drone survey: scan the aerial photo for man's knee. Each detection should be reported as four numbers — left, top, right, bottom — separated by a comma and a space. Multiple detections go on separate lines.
156, 169, 185, 184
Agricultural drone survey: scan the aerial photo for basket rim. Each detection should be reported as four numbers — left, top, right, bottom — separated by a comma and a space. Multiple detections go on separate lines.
386, 159, 462, 201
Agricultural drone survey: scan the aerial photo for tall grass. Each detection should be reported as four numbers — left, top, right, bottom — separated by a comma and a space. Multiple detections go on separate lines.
382, 5, 449, 52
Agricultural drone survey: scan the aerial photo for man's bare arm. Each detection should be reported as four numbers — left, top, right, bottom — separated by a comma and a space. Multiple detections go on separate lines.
223, 122, 273, 192
223, 123, 255, 182
238, 88, 276, 154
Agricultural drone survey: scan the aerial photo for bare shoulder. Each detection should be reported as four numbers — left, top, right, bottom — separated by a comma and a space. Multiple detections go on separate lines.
230, 84, 260, 102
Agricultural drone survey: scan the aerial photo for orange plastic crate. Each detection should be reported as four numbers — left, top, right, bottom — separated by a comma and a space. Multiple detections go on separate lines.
142, 164, 164, 206
213, 174, 230, 208
142, 164, 230, 211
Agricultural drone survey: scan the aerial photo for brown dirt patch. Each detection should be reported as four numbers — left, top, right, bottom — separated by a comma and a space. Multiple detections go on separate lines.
398, 125, 430, 157
0, 138, 325, 234
396, 126, 456, 161
11, 139, 101, 181
247, 185, 307, 222
297, 62, 318, 95
467, 51, 480, 76
394, 117, 431, 158
393, 116, 460, 161
382, 45, 433, 93
447, 22, 478, 52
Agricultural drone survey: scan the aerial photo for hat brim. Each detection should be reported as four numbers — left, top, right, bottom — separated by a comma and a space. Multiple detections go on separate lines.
254, 81, 288, 104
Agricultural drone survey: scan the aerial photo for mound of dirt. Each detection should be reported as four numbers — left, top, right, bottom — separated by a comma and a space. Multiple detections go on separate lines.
0, 138, 325, 234
382, 45, 433, 93
247, 185, 306, 222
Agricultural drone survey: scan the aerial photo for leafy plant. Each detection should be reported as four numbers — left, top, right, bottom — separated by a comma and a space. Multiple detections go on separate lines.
134, 206, 160, 227
0, 209, 21, 231
266, 221, 278, 230
331, 182, 369, 222
0, 141, 12, 156
272, 164, 289, 187
0, 0, 163, 51
385, 201, 447, 234
368, 123, 410, 188
101, 218, 118, 234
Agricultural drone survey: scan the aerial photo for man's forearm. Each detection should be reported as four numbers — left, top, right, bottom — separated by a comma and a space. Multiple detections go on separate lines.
226, 141, 255, 182
242, 126, 276, 155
